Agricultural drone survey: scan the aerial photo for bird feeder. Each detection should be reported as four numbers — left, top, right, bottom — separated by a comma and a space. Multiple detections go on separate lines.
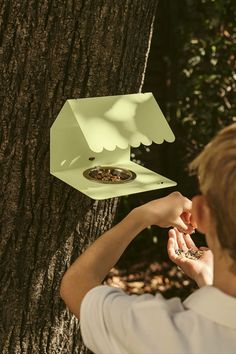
50, 92, 177, 200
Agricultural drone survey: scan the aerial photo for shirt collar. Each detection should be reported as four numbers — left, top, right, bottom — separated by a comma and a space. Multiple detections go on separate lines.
183, 286, 236, 329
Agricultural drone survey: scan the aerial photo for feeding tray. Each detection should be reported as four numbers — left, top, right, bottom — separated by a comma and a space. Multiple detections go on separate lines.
50, 92, 177, 199
83, 166, 137, 184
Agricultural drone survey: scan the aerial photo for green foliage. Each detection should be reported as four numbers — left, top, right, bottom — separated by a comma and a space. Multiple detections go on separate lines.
169, 0, 236, 160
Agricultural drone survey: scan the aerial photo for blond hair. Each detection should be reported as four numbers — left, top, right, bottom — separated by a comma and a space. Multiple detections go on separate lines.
189, 123, 236, 261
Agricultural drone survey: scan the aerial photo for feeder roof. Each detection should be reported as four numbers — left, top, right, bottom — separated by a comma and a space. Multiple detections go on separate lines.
67, 92, 175, 153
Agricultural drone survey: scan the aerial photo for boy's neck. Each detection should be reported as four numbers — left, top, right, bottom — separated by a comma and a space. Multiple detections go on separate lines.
213, 256, 236, 298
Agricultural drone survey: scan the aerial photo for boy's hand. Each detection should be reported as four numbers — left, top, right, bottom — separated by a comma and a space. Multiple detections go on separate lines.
167, 228, 213, 287
135, 192, 195, 233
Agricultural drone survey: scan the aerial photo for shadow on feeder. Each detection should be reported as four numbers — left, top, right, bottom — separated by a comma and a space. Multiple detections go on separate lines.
50, 92, 177, 200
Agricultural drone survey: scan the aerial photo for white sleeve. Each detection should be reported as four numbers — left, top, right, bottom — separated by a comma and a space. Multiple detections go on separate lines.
80, 285, 153, 354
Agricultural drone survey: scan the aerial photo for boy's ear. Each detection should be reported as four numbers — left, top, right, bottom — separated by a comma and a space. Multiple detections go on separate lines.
192, 195, 213, 235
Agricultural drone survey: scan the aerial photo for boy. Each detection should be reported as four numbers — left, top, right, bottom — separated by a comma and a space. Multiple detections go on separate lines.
60, 123, 236, 354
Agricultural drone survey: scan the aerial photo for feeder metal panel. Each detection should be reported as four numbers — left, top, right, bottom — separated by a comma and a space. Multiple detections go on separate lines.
68, 92, 175, 153
50, 92, 177, 200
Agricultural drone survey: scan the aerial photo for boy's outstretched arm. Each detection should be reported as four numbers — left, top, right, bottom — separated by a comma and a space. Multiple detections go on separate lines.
60, 192, 194, 319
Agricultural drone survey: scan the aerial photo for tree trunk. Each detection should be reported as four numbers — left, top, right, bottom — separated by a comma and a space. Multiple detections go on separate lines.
0, 1, 158, 353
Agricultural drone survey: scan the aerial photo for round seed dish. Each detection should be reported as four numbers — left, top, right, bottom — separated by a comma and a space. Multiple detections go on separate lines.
83, 166, 136, 184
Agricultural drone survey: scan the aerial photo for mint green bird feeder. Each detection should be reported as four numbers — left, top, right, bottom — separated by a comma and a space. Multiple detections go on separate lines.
50, 92, 177, 200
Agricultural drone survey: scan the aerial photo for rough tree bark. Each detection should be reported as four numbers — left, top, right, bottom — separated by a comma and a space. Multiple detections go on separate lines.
0, 1, 158, 353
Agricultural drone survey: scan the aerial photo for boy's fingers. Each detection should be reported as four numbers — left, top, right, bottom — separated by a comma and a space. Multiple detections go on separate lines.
167, 237, 178, 261
181, 211, 191, 224
199, 246, 209, 251
183, 233, 198, 251
168, 228, 178, 249
190, 215, 198, 229
181, 212, 197, 233
167, 237, 184, 268
174, 217, 189, 233
174, 228, 188, 252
